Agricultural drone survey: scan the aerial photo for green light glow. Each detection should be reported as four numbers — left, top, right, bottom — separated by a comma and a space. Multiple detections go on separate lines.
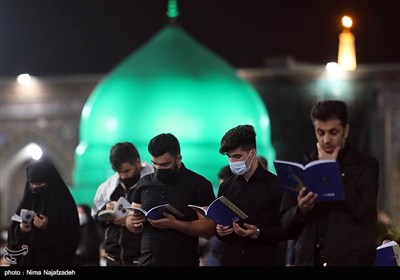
167, 0, 179, 19
72, 25, 275, 205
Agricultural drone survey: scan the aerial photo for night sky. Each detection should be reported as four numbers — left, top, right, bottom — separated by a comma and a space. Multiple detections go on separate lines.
1, 0, 400, 77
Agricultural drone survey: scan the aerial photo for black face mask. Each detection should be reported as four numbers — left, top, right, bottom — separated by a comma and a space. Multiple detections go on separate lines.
155, 163, 178, 183
29, 184, 49, 196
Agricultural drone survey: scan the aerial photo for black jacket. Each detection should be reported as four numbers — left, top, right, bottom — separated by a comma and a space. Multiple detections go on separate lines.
280, 143, 379, 266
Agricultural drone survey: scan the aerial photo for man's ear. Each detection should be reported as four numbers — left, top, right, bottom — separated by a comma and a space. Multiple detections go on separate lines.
344, 124, 350, 140
176, 154, 183, 169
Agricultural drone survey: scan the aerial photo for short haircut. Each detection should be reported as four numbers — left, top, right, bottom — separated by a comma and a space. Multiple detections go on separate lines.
311, 100, 348, 127
148, 133, 181, 157
109, 142, 140, 170
219, 124, 256, 155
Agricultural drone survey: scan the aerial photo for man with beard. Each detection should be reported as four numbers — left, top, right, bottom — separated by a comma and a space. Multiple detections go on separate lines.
125, 133, 216, 266
92, 142, 153, 266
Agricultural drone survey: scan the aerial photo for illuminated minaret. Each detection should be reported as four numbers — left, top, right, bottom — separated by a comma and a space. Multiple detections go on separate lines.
338, 16, 357, 71
167, 0, 179, 18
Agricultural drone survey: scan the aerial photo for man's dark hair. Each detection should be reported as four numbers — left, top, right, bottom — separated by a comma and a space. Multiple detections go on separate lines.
110, 142, 140, 170
219, 125, 256, 155
148, 133, 181, 157
311, 100, 348, 127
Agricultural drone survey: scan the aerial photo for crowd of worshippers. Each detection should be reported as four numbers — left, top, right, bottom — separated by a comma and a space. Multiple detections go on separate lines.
4, 100, 398, 267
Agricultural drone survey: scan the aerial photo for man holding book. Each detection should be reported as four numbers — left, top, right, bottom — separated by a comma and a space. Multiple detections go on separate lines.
125, 133, 216, 266
92, 142, 154, 266
216, 124, 291, 266
280, 100, 379, 266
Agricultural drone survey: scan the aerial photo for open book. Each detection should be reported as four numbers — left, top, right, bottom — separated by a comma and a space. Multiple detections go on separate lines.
98, 197, 131, 222
127, 204, 185, 220
375, 240, 400, 266
11, 209, 36, 223
188, 196, 248, 227
273, 159, 345, 202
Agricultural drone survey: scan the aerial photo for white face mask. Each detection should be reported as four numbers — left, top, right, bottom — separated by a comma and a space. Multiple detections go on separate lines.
79, 213, 88, 226
229, 150, 254, 175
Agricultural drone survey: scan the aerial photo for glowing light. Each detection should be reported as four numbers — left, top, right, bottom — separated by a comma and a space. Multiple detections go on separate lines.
341, 16, 353, 28
106, 118, 118, 131
17, 74, 31, 85
325, 62, 345, 80
260, 115, 270, 129
81, 104, 92, 119
75, 142, 87, 156
27, 143, 43, 160
326, 62, 341, 73
338, 16, 356, 71
167, 0, 179, 18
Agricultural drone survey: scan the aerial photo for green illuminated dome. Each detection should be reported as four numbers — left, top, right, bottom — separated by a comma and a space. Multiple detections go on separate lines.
72, 24, 276, 205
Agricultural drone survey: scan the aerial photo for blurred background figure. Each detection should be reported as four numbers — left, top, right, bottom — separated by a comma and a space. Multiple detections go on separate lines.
377, 209, 400, 245
217, 165, 234, 184
74, 204, 103, 266
200, 165, 232, 266
258, 153, 289, 266
257, 156, 268, 170
0, 228, 10, 266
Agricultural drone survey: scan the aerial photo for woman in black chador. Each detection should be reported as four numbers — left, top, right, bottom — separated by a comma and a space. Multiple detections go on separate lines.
7, 160, 80, 266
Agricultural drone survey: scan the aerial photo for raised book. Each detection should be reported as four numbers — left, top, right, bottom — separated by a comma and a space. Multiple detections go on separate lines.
273, 159, 345, 202
188, 196, 248, 227
127, 204, 185, 220
11, 209, 36, 223
375, 240, 400, 266
98, 197, 131, 222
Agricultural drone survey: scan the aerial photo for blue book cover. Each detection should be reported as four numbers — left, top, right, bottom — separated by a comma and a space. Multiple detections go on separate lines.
273, 159, 345, 202
375, 241, 400, 266
188, 196, 248, 227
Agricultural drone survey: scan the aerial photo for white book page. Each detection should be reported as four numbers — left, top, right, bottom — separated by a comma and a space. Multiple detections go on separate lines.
377, 240, 399, 250
20, 209, 35, 223
114, 197, 131, 218
126, 206, 147, 215
11, 209, 35, 223
11, 214, 22, 223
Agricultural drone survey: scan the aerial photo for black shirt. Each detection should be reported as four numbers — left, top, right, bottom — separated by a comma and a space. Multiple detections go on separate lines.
133, 163, 215, 266
217, 165, 289, 266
